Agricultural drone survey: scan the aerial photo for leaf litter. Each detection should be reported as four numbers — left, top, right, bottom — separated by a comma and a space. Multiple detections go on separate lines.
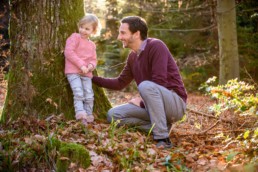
0, 80, 257, 171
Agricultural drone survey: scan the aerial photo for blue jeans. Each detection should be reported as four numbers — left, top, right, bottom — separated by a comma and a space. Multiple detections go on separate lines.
67, 74, 94, 115
107, 81, 186, 140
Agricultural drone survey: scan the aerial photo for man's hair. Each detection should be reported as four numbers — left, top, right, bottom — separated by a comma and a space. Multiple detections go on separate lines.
121, 16, 148, 40
78, 13, 102, 36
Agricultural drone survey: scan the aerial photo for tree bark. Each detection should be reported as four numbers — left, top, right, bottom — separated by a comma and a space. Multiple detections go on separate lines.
217, 0, 239, 84
2, 0, 111, 121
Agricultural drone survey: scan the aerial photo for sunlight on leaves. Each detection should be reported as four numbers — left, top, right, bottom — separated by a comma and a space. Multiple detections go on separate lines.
194, 122, 201, 129
243, 130, 250, 139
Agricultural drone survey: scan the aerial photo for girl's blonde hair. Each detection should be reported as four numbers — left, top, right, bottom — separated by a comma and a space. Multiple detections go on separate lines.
78, 13, 102, 36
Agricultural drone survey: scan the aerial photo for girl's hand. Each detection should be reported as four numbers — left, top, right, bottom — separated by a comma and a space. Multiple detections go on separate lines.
87, 63, 94, 72
80, 66, 89, 74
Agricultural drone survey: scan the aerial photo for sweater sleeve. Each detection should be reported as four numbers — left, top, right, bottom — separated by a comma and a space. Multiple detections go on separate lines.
92, 58, 133, 90
149, 41, 169, 87
88, 42, 97, 69
64, 33, 86, 68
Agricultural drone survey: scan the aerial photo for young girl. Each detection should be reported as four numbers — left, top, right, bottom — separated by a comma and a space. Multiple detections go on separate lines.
64, 13, 101, 125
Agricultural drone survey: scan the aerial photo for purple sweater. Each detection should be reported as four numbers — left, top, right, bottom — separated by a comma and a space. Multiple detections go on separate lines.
92, 38, 187, 103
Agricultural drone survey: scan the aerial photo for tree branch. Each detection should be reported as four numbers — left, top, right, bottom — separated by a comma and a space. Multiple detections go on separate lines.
150, 24, 216, 32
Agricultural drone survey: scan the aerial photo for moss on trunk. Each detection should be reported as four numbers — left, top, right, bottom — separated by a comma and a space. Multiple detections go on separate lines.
56, 142, 91, 171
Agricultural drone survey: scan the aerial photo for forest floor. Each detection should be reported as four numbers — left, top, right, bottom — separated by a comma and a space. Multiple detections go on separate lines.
0, 78, 257, 171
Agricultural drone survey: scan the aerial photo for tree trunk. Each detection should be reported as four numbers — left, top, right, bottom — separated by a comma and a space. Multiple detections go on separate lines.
217, 0, 239, 84
2, 0, 111, 121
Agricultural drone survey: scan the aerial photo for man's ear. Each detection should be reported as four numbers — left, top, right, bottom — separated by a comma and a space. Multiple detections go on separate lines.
135, 31, 141, 39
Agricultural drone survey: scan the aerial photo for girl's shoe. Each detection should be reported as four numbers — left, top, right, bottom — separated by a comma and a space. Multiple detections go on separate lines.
75, 112, 88, 126
85, 115, 94, 123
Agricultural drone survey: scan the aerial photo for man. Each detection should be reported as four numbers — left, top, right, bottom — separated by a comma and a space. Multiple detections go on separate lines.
92, 16, 187, 148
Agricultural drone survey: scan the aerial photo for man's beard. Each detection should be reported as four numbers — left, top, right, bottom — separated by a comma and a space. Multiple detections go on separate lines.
123, 37, 134, 48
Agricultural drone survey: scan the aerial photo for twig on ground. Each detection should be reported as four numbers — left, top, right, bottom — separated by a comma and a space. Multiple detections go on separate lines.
187, 107, 233, 124
223, 140, 239, 150
244, 66, 258, 87
175, 128, 246, 136
237, 120, 248, 130
200, 120, 220, 134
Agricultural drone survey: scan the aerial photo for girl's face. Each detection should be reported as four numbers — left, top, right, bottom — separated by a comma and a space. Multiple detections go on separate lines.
79, 23, 94, 39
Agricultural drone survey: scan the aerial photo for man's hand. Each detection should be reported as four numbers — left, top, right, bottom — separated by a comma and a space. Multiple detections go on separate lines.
80, 66, 89, 74
129, 97, 143, 107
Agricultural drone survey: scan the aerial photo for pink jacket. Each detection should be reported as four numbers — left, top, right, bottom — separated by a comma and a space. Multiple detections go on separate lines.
64, 33, 97, 77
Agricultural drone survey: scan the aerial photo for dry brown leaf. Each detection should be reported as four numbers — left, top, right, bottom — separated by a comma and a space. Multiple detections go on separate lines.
61, 129, 68, 136
209, 158, 218, 168
24, 137, 33, 145
78, 168, 87, 172
185, 155, 195, 163
147, 148, 156, 156
34, 134, 45, 142
216, 161, 228, 171
197, 158, 208, 166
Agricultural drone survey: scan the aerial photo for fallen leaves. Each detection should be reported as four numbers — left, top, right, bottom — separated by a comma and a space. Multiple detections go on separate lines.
0, 90, 257, 171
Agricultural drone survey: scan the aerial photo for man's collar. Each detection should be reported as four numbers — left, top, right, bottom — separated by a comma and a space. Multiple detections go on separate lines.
136, 39, 147, 56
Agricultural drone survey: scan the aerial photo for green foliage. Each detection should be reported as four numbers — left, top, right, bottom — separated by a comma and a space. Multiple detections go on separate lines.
108, 117, 121, 145
0, 131, 14, 171
182, 64, 219, 92
201, 77, 258, 163
163, 153, 191, 172
120, 145, 140, 169
95, 38, 125, 77
226, 151, 239, 162
200, 76, 258, 116
0, 128, 90, 171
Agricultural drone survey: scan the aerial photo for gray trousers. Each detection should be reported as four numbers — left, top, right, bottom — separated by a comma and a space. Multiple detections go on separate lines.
67, 74, 94, 115
107, 81, 186, 140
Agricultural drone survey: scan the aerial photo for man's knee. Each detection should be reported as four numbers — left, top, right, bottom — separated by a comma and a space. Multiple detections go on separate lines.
138, 81, 156, 95
107, 107, 124, 124
107, 108, 115, 123
138, 80, 152, 90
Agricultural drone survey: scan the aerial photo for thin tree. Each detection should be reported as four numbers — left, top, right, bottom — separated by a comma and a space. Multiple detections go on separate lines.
2, 0, 111, 121
217, 0, 240, 84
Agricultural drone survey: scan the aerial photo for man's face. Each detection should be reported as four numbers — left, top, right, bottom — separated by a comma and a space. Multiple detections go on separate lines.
117, 23, 136, 49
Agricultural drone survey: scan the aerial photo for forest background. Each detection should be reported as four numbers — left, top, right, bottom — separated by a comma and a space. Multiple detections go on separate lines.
88, 0, 258, 91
